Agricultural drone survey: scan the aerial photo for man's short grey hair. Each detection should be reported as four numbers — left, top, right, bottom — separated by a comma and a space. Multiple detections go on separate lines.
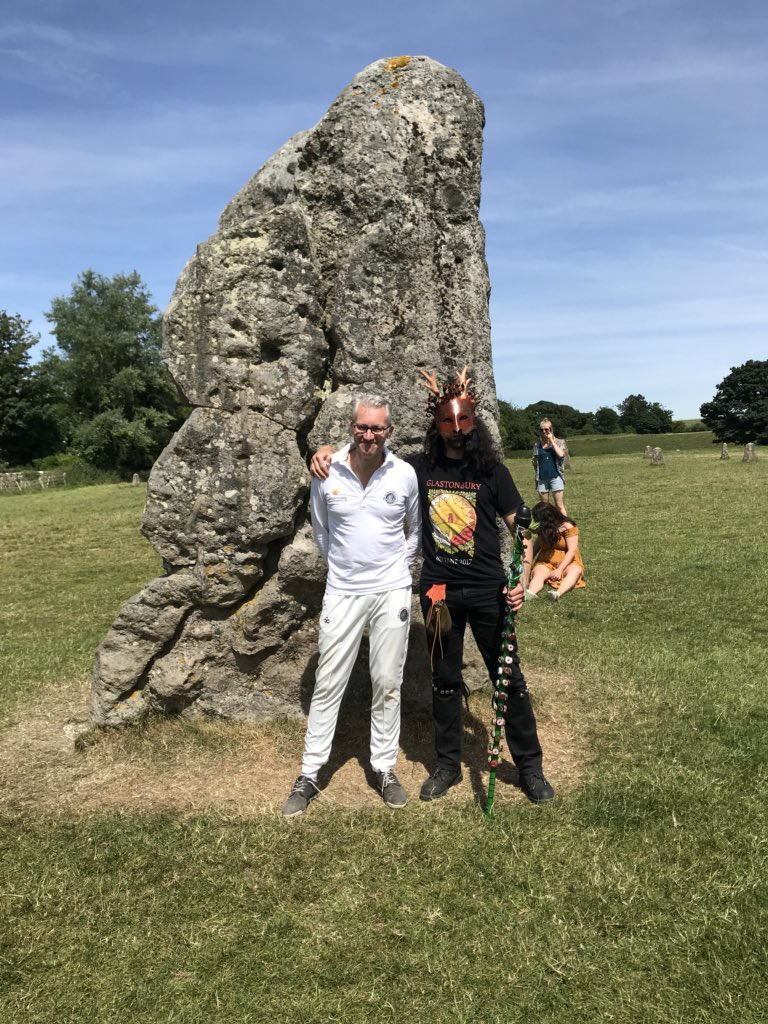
351, 393, 392, 426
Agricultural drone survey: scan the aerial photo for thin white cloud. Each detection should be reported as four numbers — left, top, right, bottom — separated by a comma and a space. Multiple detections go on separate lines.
482, 180, 768, 230
0, 99, 319, 197
0, 19, 286, 65
518, 49, 768, 96
0, 20, 114, 55
492, 296, 768, 343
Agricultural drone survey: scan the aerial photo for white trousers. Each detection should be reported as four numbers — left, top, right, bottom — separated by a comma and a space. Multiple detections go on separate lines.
301, 587, 412, 777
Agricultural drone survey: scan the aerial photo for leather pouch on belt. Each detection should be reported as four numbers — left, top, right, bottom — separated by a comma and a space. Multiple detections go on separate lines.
425, 583, 452, 634
425, 583, 451, 668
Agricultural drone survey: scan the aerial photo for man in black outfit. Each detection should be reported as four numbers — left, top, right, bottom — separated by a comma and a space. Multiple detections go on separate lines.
311, 367, 554, 804
414, 367, 553, 803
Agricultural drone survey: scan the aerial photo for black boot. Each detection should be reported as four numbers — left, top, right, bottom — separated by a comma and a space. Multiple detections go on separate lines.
505, 690, 554, 803
431, 683, 463, 773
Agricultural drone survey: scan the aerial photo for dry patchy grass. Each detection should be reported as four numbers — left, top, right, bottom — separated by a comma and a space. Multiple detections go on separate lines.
1, 669, 587, 819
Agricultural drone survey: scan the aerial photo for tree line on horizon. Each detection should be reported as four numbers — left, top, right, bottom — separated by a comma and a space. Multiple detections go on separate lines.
499, 350, 768, 454
497, 395, 693, 454
1, 269, 767, 475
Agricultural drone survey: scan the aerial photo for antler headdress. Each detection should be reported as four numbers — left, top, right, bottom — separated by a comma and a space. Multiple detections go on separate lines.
418, 365, 480, 417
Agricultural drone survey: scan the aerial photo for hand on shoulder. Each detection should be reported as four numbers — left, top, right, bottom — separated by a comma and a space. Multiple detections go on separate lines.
310, 445, 335, 479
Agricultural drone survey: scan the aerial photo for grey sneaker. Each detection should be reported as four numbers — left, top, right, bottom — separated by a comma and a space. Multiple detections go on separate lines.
546, 590, 560, 602
281, 775, 319, 817
376, 769, 408, 809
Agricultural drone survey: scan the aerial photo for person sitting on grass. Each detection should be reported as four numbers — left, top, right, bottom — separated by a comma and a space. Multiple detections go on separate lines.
525, 501, 585, 602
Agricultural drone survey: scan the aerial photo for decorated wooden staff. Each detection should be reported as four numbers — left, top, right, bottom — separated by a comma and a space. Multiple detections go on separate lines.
485, 503, 533, 818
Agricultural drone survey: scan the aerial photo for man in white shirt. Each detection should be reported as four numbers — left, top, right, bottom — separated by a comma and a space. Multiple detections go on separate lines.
281, 394, 420, 816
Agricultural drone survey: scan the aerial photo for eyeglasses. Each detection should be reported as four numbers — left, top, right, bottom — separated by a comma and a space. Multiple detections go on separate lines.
351, 422, 389, 436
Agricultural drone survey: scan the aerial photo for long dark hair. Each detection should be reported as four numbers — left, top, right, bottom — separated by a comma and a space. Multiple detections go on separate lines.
532, 501, 575, 548
422, 416, 502, 477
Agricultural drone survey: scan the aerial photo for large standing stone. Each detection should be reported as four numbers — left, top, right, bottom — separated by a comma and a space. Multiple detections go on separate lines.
91, 56, 500, 726
743, 442, 758, 462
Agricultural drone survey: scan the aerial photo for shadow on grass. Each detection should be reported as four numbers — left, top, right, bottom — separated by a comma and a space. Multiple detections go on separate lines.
309, 685, 503, 809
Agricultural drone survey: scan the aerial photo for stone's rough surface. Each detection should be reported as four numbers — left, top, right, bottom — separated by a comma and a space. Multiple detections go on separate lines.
91, 56, 499, 725
141, 407, 309, 589
164, 202, 327, 425
90, 573, 203, 725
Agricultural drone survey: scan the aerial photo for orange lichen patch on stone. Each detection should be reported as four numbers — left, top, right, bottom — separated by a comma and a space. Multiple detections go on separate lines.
352, 88, 362, 95
390, 80, 400, 89
385, 56, 411, 71
203, 563, 231, 578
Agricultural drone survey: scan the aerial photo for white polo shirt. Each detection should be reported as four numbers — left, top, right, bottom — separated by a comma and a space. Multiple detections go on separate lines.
310, 444, 420, 595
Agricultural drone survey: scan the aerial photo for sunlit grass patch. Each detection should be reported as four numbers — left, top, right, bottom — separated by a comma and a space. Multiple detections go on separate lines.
1, 453, 766, 1023
0, 484, 160, 720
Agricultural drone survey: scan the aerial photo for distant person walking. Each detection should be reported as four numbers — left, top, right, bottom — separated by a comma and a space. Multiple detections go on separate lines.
526, 501, 585, 602
532, 419, 567, 515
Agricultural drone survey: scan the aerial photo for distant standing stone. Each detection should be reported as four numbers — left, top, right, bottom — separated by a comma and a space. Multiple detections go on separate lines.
643, 445, 652, 459
720, 443, 729, 460
650, 447, 664, 466
131, 473, 141, 485
743, 443, 758, 462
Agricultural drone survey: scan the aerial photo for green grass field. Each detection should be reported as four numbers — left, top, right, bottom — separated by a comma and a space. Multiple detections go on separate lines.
507, 428, 718, 459
1, 452, 766, 1023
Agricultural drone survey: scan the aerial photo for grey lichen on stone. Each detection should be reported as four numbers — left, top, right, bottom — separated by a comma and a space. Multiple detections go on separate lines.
90, 55, 501, 726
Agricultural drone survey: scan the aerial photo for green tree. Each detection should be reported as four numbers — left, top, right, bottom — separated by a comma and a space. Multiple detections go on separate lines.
617, 393, 674, 434
700, 359, 768, 444
498, 401, 537, 454
593, 405, 621, 434
43, 270, 184, 474
524, 401, 591, 433
0, 312, 62, 465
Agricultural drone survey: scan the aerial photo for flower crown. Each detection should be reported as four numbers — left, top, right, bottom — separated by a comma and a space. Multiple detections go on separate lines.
418, 365, 480, 417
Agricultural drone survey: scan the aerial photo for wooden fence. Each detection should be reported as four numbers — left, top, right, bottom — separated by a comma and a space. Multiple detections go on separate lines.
0, 471, 67, 493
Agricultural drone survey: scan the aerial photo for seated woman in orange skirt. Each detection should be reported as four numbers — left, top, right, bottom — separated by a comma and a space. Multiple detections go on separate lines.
526, 501, 586, 602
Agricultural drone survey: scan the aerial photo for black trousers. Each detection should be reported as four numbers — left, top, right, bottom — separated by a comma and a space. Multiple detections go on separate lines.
419, 582, 543, 774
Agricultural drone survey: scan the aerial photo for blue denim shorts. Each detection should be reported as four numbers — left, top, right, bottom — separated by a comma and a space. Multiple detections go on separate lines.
536, 475, 564, 493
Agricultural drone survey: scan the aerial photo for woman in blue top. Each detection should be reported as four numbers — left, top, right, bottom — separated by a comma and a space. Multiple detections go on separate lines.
532, 418, 568, 515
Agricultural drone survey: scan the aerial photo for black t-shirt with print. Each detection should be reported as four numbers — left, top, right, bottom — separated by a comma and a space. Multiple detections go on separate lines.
406, 453, 523, 586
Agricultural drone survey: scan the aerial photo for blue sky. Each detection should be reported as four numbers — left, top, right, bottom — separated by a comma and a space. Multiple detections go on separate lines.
2, 0, 766, 419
